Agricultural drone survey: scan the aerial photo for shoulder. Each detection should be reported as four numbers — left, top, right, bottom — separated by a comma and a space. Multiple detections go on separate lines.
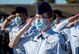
47, 33, 60, 44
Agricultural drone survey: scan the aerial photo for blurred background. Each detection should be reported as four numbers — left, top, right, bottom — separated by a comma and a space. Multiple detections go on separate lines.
0, 0, 79, 18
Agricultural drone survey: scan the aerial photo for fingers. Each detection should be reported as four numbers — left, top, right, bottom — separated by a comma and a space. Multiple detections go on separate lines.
7, 15, 16, 20
67, 19, 79, 27
69, 14, 79, 22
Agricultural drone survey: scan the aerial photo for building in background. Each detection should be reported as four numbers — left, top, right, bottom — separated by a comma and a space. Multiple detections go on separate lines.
0, 4, 79, 17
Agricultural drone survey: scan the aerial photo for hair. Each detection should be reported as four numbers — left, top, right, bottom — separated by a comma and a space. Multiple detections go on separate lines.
46, 11, 56, 21
47, 11, 53, 18
36, 2, 56, 20
11, 11, 16, 15
53, 10, 62, 17
15, 7, 28, 16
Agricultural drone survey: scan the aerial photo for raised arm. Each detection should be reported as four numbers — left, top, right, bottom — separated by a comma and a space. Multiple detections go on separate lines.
1, 15, 16, 31
54, 14, 79, 32
67, 19, 79, 27
68, 14, 79, 22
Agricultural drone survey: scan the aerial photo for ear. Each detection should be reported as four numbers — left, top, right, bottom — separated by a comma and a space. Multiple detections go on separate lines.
49, 18, 53, 22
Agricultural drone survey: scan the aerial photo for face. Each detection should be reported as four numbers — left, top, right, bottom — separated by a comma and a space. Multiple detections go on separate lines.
34, 13, 53, 31
13, 13, 27, 25
16, 13, 27, 22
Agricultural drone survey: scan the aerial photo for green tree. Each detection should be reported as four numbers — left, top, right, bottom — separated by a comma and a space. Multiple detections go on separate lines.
66, 0, 79, 3
47, 0, 55, 3
36, 0, 55, 3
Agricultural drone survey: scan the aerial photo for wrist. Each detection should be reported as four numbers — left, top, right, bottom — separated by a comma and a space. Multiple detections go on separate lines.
7, 18, 10, 21
1, 30, 5, 33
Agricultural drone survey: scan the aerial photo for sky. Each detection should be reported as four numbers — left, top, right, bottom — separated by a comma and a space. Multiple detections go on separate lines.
0, 0, 36, 4
56, 0, 66, 4
0, 0, 66, 4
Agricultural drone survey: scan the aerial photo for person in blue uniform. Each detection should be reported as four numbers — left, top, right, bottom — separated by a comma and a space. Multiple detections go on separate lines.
1, 7, 34, 54
62, 19, 79, 54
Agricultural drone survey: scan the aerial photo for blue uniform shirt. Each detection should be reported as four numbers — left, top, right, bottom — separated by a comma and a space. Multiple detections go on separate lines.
18, 19, 69, 54
18, 28, 67, 54
61, 22, 79, 54
9, 22, 28, 54
70, 22, 79, 54
0, 18, 4, 36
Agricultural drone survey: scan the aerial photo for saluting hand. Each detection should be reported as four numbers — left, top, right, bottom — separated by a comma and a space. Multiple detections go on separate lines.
7, 15, 16, 21
69, 14, 79, 22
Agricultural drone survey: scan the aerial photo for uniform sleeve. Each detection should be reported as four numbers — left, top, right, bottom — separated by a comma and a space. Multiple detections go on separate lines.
18, 34, 33, 49
51, 19, 57, 27
0, 23, 3, 35
5, 22, 15, 32
53, 19, 69, 32
17, 38, 26, 51
61, 28, 70, 41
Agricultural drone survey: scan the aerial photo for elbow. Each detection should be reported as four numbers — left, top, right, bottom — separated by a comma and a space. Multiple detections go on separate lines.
1, 26, 5, 31
8, 42, 16, 48
1, 27, 4, 31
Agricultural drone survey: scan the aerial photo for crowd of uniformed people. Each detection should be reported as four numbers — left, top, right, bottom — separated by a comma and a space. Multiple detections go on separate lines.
0, 2, 79, 54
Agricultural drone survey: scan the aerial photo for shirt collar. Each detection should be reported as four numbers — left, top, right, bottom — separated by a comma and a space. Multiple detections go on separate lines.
34, 22, 54, 40
33, 28, 54, 41
18, 22, 27, 30
42, 28, 54, 38
13, 21, 27, 30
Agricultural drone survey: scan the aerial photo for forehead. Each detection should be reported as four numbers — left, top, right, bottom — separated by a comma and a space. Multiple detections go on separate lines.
16, 13, 25, 16
35, 13, 48, 18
